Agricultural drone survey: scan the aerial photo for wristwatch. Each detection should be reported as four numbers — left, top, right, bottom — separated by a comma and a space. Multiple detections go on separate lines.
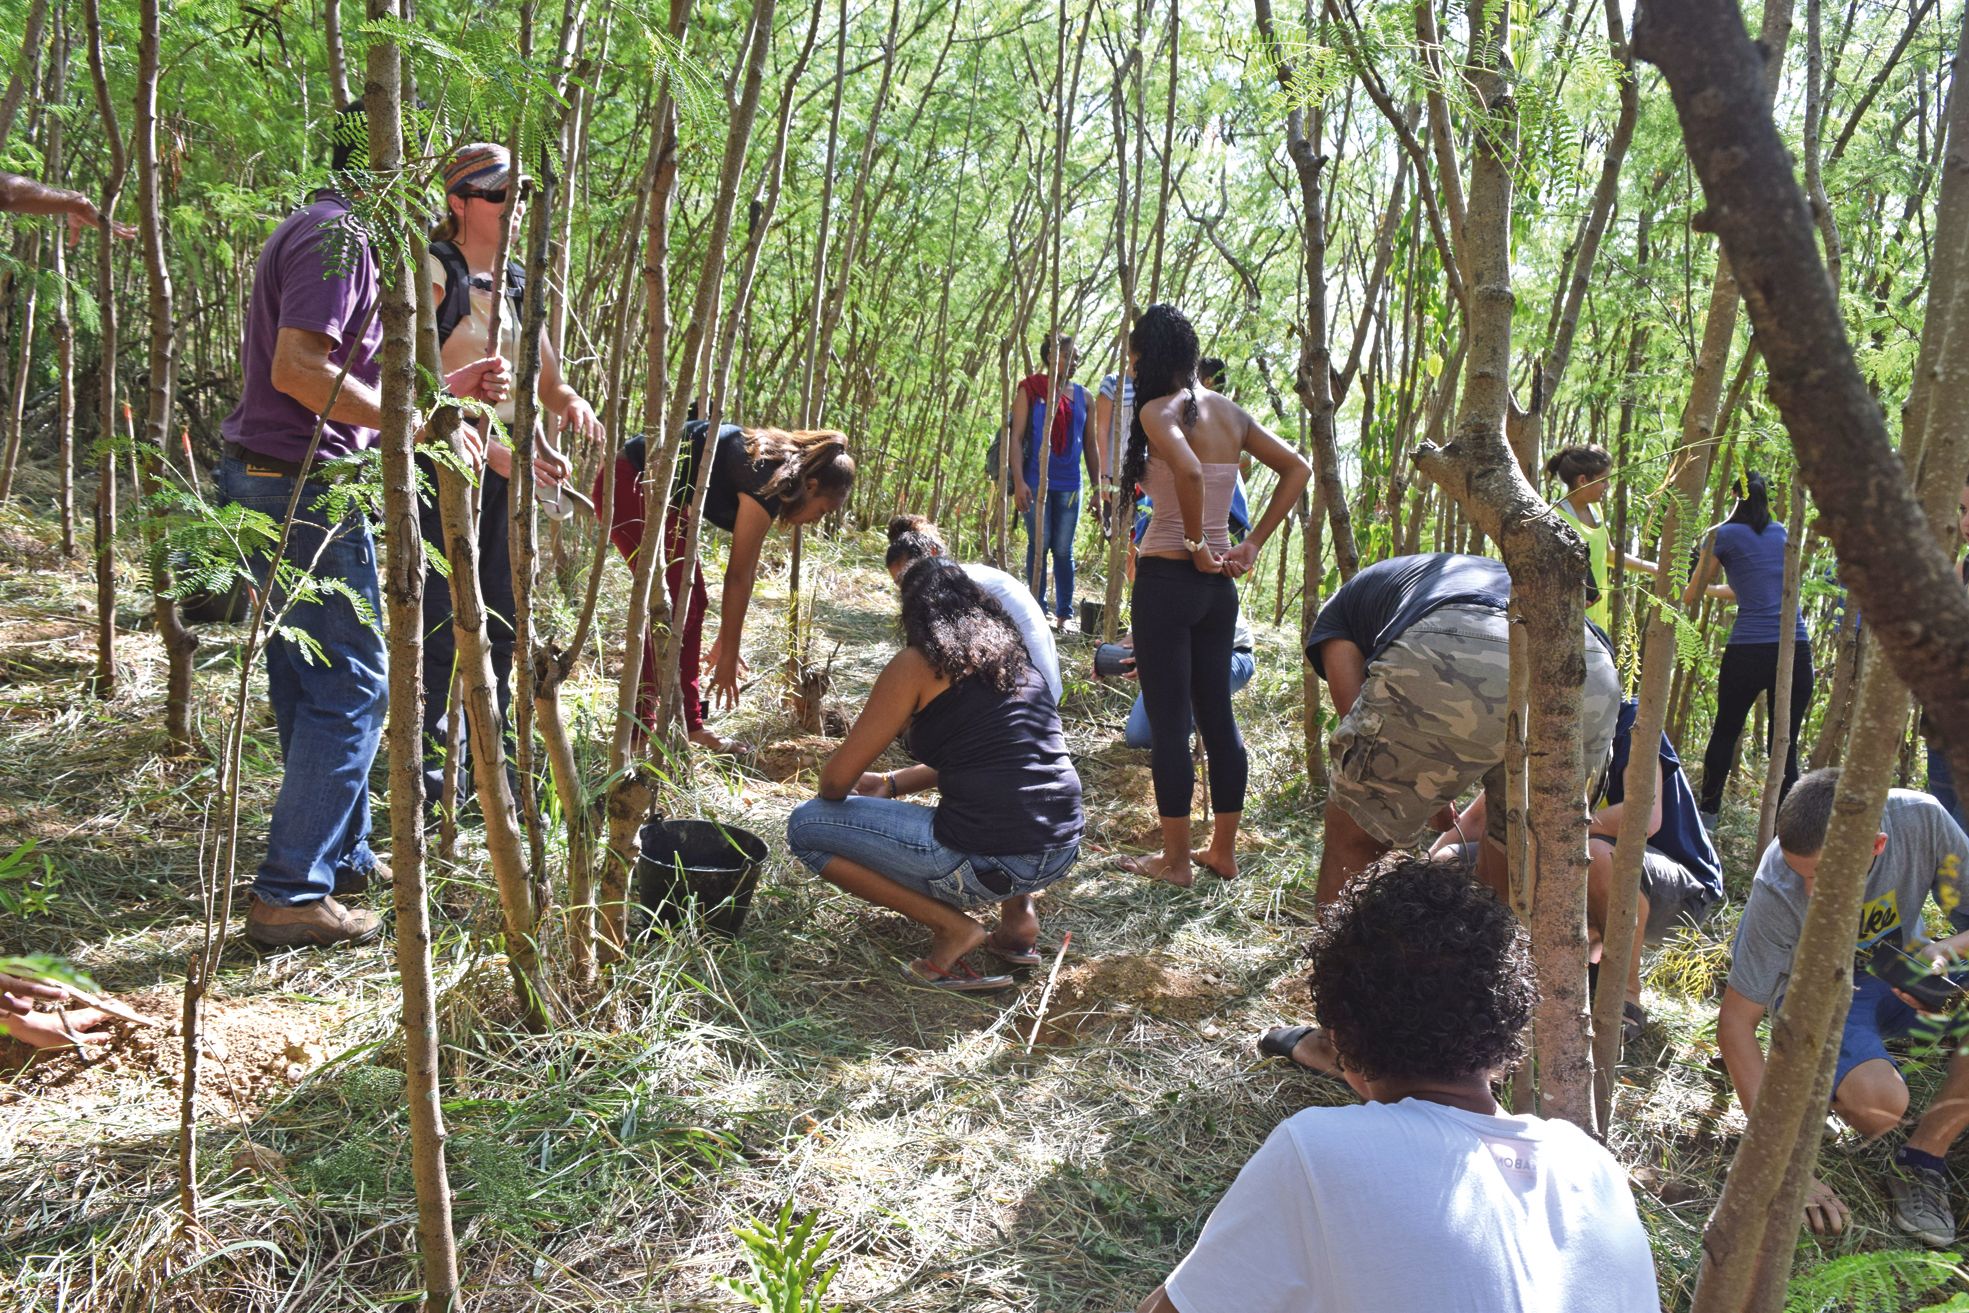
1184, 536, 1208, 553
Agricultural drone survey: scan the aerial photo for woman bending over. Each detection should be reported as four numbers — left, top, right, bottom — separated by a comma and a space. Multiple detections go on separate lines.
1119, 303, 1309, 887
787, 558, 1083, 991
598, 422, 853, 751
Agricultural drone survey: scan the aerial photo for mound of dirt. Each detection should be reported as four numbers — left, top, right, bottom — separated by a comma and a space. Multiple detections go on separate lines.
2, 985, 350, 1120
1030, 952, 1241, 1047
753, 736, 836, 782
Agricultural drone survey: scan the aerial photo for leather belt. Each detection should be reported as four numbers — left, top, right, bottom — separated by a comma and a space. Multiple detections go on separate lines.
225, 441, 315, 477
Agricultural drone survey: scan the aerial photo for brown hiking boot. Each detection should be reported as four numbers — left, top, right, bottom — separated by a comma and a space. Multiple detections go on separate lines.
245, 895, 384, 949
332, 858, 393, 898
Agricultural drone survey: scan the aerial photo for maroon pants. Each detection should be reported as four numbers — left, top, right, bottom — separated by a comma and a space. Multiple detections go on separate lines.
595, 455, 708, 734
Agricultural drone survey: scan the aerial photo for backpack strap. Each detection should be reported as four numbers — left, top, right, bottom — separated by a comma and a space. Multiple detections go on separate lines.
430, 241, 528, 348
429, 240, 474, 347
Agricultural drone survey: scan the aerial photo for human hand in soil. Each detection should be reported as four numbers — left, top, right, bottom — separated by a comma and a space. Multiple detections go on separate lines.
1220, 539, 1258, 579
1801, 1176, 1849, 1236
2, 1006, 112, 1051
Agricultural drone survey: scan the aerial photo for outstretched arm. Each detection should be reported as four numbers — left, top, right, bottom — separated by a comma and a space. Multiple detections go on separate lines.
0, 170, 135, 238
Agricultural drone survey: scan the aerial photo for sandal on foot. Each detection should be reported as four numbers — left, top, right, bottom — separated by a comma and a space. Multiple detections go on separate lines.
1258, 1024, 1339, 1077
1621, 1001, 1647, 1045
984, 936, 1043, 968
904, 957, 1014, 993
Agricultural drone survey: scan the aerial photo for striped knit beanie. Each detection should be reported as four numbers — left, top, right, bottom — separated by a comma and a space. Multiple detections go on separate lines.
442, 143, 511, 196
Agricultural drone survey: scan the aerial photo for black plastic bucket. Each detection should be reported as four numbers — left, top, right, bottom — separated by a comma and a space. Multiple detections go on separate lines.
633, 817, 767, 938
1080, 599, 1105, 635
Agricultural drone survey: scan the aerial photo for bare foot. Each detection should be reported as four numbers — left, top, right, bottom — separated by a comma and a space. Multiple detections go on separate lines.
1291, 1028, 1340, 1075
688, 728, 750, 755
1119, 852, 1193, 888
923, 919, 989, 973
1192, 847, 1238, 880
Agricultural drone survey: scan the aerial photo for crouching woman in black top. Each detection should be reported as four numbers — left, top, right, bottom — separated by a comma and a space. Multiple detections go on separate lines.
787, 558, 1084, 992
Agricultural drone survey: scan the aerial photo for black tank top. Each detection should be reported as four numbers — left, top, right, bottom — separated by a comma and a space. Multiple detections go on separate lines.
907, 664, 1083, 856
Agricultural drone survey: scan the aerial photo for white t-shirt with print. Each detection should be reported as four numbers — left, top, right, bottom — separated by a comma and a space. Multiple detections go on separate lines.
1164, 1098, 1659, 1313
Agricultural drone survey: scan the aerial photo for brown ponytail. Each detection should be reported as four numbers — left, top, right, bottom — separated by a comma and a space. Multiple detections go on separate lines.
1543, 443, 1613, 489
745, 427, 855, 513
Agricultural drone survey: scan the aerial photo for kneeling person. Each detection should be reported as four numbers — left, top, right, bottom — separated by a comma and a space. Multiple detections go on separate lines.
1141, 857, 1659, 1313
1719, 768, 1969, 1244
787, 559, 1083, 990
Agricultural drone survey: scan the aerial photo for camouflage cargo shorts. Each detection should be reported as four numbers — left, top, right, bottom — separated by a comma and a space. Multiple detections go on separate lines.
1330, 604, 1621, 848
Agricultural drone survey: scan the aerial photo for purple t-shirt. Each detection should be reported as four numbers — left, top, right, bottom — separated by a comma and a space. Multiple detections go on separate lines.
220, 192, 381, 462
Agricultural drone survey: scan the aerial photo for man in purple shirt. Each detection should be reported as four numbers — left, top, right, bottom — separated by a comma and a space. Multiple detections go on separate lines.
220, 108, 506, 948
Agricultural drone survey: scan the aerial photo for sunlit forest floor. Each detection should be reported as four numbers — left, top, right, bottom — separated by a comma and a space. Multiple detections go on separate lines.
0, 471, 1955, 1310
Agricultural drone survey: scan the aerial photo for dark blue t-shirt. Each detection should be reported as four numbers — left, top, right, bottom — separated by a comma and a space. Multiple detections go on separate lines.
1602, 700, 1724, 902
1711, 521, 1808, 645
1305, 554, 1515, 676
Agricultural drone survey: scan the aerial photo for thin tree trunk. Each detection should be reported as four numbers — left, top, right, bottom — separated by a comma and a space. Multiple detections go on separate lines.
325, 0, 351, 111
0, 0, 48, 147
601, 0, 693, 963
658, 0, 777, 732
364, 14, 461, 1302
1755, 486, 1808, 854
83, 0, 125, 699
0, 229, 39, 502
136, 0, 197, 749
1256, 0, 1358, 582
1413, 0, 1600, 1131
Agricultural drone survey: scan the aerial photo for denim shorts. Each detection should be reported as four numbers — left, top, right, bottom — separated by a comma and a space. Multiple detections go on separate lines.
786, 796, 1080, 912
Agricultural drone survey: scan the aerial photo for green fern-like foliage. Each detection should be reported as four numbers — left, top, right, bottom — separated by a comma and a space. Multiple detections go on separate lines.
1785, 1249, 1967, 1313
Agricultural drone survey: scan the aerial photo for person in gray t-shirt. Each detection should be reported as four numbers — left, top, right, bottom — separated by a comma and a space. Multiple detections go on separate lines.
1720, 770, 1969, 1247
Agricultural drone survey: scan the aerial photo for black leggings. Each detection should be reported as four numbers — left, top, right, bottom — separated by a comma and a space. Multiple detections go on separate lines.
1131, 557, 1248, 818
1699, 639, 1815, 815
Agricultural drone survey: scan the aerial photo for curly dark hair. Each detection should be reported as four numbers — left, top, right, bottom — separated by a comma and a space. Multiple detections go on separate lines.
885, 513, 947, 572
1119, 303, 1200, 496
1308, 854, 1536, 1084
899, 557, 1031, 693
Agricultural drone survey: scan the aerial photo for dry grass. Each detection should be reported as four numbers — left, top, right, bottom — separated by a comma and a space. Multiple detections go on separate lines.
0, 492, 1958, 1311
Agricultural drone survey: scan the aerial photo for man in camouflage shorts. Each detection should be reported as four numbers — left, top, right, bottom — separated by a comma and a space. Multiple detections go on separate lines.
1305, 553, 1621, 905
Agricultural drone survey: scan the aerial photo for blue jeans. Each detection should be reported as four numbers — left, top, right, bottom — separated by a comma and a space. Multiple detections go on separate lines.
786, 796, 1079, 912
1022, 487, 1081, 620
1928, 736, 1964, 830
217, 455, 387, 905
1125, 649, 1256, 749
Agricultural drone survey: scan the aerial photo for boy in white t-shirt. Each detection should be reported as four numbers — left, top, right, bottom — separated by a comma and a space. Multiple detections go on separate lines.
1139, 856, 1660, 1313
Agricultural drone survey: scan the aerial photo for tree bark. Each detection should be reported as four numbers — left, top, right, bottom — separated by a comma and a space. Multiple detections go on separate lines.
363, 11, 461, 1303
1413, 0, 1600, 1131
0, 229, 39, 502
1755, 485, 1807, 854
136, 0, 197, 750
82, 0, 125, 701
1637, 0, 1969, 802
1255, 0, 1358, 583
0, 0, 48, 147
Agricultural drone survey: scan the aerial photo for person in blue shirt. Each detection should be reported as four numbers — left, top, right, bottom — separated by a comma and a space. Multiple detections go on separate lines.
1009, 333, 1102, 628
1685, 472, 1815, 826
